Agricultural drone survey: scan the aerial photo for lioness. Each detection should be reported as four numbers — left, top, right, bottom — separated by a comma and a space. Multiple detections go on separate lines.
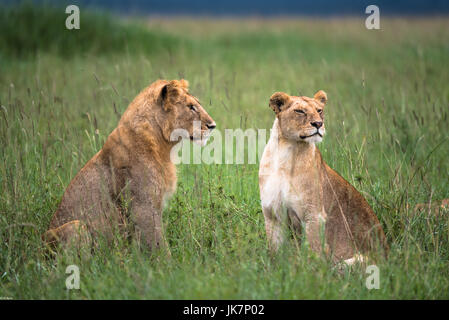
44, 79, 216, 251
259, 90, 388, 263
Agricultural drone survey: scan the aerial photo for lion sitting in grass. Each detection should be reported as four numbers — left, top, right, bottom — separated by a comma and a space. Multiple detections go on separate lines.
44, 79, 216, 252
259, 90, 389, 264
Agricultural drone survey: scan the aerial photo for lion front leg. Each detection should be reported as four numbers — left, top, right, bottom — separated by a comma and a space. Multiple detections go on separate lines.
303, 210, 328, 255
128, 165, 171, 256
130, 201, 169, 252
263, 206, 288, 254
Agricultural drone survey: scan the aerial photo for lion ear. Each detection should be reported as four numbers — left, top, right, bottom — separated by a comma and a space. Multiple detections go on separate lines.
159, 79, 189, 110
168, 79, 188, 91
159, 83, 168, 109
160, 83, 168, 100
179, 79, 189, 90
314, 90, 327, 104
269, 92, 290, 114
159, 82, 177, 111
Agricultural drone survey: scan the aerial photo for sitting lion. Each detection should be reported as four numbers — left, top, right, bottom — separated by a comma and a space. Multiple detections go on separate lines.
44, 79, 216, 251
259, 90, 388, 264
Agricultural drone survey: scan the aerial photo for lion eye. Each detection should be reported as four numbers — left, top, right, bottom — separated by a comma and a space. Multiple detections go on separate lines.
189, 105, 197, 112
294, 109, 305, 115
317, 109, 323, 114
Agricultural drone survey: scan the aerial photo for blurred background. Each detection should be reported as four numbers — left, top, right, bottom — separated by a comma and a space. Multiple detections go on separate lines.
3, 0, 449, 15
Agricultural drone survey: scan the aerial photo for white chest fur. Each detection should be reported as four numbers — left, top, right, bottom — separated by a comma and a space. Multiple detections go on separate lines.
259, 119, 319, 220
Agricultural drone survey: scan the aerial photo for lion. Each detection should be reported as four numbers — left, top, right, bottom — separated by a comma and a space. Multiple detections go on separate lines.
259, 90, 388, 264
43, 79, 216, 252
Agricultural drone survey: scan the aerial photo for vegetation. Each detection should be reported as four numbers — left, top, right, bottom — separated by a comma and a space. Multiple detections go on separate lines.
1, 4, 448, 299
0, 3, 180, 58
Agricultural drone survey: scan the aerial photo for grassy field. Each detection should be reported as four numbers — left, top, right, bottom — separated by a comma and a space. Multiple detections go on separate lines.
1, 5, 449, 299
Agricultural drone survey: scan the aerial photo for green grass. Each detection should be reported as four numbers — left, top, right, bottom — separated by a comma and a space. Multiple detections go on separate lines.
0, 3, 180, 58
1, 5, 449, 299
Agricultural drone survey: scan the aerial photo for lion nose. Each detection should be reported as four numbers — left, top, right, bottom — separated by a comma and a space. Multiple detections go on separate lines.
311, 121, 323, 129
206, 122, 216, 130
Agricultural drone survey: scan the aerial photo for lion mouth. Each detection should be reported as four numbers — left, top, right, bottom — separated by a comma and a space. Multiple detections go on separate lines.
190, 131, 210, 141
189, 136, 205, 142
300, 131, 322, 139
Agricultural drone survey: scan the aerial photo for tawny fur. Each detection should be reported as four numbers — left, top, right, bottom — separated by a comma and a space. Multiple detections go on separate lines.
259, 90, 388, 262
44, 79, 215, 251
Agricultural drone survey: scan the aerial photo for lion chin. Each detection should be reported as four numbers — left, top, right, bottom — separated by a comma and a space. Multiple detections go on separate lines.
301, 130, 324, 144
190, 131, 212, 146
191, 137, 209, 146
304, 135, 322, 144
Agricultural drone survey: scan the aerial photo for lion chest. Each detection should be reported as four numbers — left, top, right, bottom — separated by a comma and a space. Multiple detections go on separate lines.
260, 170, 306, 215
259, 136, 319, 220
162, 166, 177, 209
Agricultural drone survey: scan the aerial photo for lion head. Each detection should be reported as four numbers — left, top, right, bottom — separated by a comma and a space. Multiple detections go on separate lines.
269, 90, 327, 144
151, 79, 216, 145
